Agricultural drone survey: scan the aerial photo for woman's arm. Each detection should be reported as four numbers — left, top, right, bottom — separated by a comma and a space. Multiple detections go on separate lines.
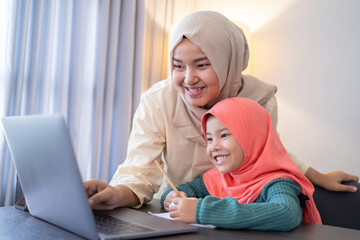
110, 92, 168, 206
305, 167, 358, 192
265, 96, 359, 192
196, 179, 302, 231
84, 87, 168, 209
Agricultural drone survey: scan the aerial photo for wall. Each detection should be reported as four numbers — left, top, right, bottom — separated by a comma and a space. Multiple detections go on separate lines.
194, 0, 360, 177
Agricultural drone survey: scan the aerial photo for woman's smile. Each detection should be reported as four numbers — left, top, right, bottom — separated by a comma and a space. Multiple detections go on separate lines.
172, 39, 219, 107
184, 86, 205, 97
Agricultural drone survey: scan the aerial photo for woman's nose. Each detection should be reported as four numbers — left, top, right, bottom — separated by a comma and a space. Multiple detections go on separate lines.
184, 69, 198, 85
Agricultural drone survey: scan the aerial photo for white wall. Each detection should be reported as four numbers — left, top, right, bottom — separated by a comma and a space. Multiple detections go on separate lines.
194, 0, 360, 177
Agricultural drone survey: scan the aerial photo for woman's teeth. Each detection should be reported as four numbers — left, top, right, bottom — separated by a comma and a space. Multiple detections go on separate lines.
187, 87, 203, 92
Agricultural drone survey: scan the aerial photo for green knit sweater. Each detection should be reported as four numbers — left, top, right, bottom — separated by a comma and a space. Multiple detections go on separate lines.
160, 178, 302, 231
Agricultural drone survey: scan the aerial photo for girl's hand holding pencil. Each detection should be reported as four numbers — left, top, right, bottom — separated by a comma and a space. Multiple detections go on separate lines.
154, 160, 187, 211
163, 191, 187, 211
154, 160, 181, 196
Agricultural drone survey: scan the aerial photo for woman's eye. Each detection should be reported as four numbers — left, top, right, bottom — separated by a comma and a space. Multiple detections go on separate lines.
206, 137, 213, 142
173, 64, 183, 69
198, 63, 209, 68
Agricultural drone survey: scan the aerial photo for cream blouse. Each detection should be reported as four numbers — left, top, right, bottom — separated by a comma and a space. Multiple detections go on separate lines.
109, 78, 309, 207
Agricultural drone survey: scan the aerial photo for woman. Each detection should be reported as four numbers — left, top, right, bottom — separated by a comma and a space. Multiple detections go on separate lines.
84, 11, 358, 210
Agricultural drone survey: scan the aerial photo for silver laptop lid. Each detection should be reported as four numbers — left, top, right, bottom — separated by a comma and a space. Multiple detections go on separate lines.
1, 114, 98, 240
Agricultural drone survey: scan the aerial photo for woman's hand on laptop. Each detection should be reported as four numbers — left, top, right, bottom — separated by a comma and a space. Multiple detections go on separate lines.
83, 180, 140, 210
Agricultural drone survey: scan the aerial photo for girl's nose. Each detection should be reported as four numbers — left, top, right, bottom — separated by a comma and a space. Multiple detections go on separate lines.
211, 139, 221, 152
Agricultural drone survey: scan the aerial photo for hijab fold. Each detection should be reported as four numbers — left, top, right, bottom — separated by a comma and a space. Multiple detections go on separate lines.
201, 98, 322, 224
170, 11, 276, 144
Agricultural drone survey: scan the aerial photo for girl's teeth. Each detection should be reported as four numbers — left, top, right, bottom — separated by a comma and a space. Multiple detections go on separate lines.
215, 156, 227, 163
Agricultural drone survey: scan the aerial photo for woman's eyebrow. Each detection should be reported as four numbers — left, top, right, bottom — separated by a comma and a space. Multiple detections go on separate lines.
193, 57, 209, 62
172, 56, 209, 63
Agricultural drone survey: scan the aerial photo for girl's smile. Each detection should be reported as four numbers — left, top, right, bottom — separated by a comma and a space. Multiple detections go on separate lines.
205, 115, 244, 173
213, 154, 230, 165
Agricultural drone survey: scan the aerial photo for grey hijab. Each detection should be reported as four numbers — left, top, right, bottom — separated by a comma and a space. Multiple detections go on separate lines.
170, 11, 277, 145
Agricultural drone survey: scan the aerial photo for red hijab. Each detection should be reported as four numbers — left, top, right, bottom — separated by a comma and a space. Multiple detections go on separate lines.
201, 97, 321, 224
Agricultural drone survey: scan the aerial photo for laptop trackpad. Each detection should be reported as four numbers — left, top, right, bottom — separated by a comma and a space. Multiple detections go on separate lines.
96, 208, 198, 239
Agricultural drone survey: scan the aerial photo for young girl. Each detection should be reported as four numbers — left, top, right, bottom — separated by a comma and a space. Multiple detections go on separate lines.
161, 97, 321, 230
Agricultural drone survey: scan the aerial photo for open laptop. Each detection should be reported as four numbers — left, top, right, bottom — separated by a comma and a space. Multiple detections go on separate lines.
1, 114, 198, 240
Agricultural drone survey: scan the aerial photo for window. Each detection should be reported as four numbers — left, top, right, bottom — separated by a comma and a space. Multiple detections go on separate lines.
0, 0, 11, 117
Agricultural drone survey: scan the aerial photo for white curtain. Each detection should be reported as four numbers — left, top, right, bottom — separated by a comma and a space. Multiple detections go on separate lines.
0, 0, 196, 207
0, 0, 148, 206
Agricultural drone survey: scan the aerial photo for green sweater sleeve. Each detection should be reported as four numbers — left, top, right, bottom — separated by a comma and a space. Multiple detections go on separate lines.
196, 178, 302, 231
160, 177, 209, 208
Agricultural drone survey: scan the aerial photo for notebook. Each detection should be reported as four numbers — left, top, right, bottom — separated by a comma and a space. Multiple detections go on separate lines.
1, 114, 198, 240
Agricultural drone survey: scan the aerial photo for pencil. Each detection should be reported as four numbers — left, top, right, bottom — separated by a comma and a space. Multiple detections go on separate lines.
154, 160, 181, 196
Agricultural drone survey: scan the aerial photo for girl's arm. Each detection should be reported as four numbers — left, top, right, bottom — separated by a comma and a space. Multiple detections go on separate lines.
161, 176, 209, 208
196, 178, 302, 231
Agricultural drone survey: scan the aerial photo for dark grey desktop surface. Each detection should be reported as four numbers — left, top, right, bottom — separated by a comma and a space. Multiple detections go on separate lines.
1, 199, 360, 240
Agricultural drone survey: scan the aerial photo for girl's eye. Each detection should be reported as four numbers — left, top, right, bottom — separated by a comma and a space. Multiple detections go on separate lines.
221, 133, 229, 138
206, 137, 213, 142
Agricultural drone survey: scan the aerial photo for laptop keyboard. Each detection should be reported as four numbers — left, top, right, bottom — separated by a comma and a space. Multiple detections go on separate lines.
94, 213, 155, 235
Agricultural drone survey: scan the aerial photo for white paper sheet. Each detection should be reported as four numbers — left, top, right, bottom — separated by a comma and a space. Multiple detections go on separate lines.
148, 211, 216, 229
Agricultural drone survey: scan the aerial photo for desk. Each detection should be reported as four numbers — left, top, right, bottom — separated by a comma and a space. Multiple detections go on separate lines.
1, 199, 360, 240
